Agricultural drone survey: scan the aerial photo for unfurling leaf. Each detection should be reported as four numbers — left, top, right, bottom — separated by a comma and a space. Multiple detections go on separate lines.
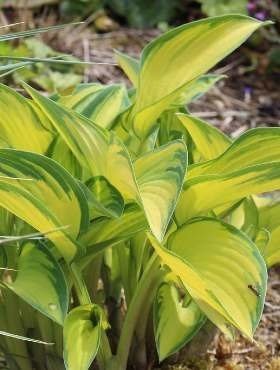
63, 304, 101, 370
154, 282, 206, 361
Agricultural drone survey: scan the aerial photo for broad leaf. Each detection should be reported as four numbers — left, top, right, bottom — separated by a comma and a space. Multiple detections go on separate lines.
135, 140, 187, 241
49, 137, 82, 179
7, 242, 68, 325
0, 149, 89, 261
85, 176, 124, 219
148, 217, 267, 339
177, 113, 231, 161
115, 50, 140, 87
59, 84, 130, 129
78, 205, 147, 267
132, 15, 268, 137
60, 83, 104, 105
63, 304, 101, 370
189, 127, 280, 178
154, 282, 206, 361
24, 84, 139, 203
0, 84, 52, 153
172, 74, 225, 107
177, 162, 280, 223
25, 84, 187, 241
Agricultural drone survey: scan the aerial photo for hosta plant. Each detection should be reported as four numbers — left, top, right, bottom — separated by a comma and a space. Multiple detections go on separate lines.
0, 14, 279, 370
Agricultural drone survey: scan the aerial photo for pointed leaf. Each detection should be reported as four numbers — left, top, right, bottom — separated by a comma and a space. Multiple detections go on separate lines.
0, 149, 89, 261
172, 74, 225, 107
49, 137, 82, 179
132, 15, 267, 137
24, 84, 139, 203
0, 330, 53, 345
177, 113, 231, 161
85, 176, 124, 219
56, 83, 103, 110
0, 60, 31, 73
0, 84, 52, 153
174, 74, 225, 105
59, 84, 130, 129
78, 205, 147, 268
7, 242, 68, 325
25, 85, 187, 241
177, 162, 280, 223
135, 140, 187, 241
189, 127, 280, 178
115, 50, 140, 87
0, 55, 97, 66
154, 282, 206, 361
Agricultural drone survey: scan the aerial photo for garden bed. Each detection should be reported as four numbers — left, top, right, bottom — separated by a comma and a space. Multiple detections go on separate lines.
52, 26, 280, 370
0, 12, 279, 370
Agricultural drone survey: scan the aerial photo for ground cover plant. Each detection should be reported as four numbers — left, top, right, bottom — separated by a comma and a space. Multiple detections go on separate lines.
0, 14, 279, 370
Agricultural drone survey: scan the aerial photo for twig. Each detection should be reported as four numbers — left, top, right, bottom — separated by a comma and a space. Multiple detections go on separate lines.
214, 57, 245, 75
270, 281, 280, 288
232, 347, 255, 354
83, 38, 90, 83
221, 110, 249, 118
231, 125, 248, 138
0, 10, 9, 28
263, 310, 280, 317
264, 301, 280, 311
192, 111, 219, 118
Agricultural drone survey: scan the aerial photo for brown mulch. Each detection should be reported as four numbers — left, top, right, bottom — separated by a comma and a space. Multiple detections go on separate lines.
204, 267, 280, 370
157, 269, 280, 370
